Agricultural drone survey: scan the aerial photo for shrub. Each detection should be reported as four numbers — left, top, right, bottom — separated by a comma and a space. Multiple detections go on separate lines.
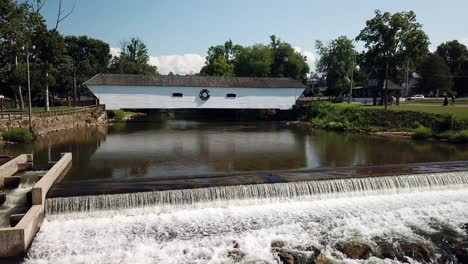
412, 126, 432, 140
2, 128, 33, 143
453, 130, 468, 143
434, 131, 453, 140
107, 110, 126, 121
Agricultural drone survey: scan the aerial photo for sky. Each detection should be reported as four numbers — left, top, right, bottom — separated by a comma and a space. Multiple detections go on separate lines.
38, 0, 468, 74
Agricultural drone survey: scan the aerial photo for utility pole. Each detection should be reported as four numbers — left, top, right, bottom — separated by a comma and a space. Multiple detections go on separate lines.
45, 61, 49, 112
349, 54, 355, 104
384, 61, 389, 110
73, 60, 77, 107
26, 48, 33, 132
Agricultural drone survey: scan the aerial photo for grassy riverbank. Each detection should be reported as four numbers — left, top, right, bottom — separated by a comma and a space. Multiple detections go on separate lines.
300, 102, 468, 143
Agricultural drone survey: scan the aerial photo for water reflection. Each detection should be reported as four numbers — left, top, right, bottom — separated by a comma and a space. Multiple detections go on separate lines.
1, 119, 468, 182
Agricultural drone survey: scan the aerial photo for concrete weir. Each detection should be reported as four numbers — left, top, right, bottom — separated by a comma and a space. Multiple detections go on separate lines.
0, 153, 72, 257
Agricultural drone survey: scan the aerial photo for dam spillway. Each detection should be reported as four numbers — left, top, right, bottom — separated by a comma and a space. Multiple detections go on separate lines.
29, 179, 468, 264
45, 161, 468, 214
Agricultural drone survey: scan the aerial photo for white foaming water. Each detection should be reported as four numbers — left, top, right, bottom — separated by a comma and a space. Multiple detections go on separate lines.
25, 172, 468, 264
46, 171, 468, 214
26, 188, 468, 264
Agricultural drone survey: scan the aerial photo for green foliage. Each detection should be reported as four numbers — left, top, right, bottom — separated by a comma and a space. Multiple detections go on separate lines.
234, 44, 272, 77
107, 110, 126, 121
315, 36, 357, 97
453, 130, 468, 143
436, 40, 468, 96
303, 102, 468, 135
356, 10, 430, 84
200, 36, 309, 82
3, 128, 33, 143
412, 126, 432, 140
418, 54, 453, 94
436, 40, 468, 73
109, 37, 157, 75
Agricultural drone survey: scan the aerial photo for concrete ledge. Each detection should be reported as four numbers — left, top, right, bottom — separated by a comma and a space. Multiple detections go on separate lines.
32, 153, 72, 206
0, 153, 71, 257
0, 154, 32, 188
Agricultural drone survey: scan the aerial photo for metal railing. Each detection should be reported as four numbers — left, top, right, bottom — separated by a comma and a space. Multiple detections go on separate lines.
0, 105, 102, 120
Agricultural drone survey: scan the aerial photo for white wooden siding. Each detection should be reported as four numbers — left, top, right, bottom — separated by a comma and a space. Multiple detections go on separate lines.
88, 85, 304, 110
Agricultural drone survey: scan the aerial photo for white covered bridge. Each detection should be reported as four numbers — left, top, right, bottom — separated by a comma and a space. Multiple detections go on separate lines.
84, 74, 306, 110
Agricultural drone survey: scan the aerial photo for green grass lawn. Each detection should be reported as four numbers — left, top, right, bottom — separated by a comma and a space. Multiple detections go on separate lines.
403, 98, 468, 104
1, 106, 81, 113
337, 103, 468, 120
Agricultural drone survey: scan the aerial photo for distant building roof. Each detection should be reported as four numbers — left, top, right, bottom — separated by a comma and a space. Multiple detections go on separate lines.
84, 74, 306, 89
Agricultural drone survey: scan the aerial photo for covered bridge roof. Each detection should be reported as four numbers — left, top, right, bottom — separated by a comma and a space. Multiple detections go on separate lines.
84, 74, 306, 89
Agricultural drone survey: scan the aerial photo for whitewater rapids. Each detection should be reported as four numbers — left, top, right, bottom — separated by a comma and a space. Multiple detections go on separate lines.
25, 186, 468, 263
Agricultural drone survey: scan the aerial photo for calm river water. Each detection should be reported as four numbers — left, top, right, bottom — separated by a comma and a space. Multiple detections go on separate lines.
2, 119, 468, 182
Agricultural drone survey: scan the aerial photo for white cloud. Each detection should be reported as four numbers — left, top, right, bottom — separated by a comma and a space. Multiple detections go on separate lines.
110, 47, 205, 75
110, 47, 122, 58
149, 54, 205, 75
461, 38, 468, 48
294, 46, 316, 72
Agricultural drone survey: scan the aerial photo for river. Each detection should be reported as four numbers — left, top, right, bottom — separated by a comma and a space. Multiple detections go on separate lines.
1, 118, 468, 182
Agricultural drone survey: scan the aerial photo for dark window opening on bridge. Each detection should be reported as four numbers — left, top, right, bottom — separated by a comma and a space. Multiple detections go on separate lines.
226, 93, 236, 98
172, 93, 183, 97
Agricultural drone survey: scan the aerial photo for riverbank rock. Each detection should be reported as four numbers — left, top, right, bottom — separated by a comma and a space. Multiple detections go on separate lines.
272, 244, 328, 264
271, 240, 287, 249
227, 240, 245, 261
399, 243, 433, 263
337, 242, 373, 259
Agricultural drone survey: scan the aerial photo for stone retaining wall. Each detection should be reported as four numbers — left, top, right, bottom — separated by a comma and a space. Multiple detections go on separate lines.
0, 110, 107, 138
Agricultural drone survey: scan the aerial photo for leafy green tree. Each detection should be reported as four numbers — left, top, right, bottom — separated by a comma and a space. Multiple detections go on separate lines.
65, 35, 111, 98
316, 36, 357, 97
0, 0, 35, 107
436, 40, 468, 73
356, 10, 430, 83
455, 60, 468, 96
234, 44, 272, 77
200, 40, 241, 76
270, 35, 309, 81
200, 37, 309, 81
418, 54, 453, 95
109, 37, 157, 75
436, 40, 468, 96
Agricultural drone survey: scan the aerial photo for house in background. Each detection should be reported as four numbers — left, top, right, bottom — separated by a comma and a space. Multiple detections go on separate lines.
305, 72, 327, 96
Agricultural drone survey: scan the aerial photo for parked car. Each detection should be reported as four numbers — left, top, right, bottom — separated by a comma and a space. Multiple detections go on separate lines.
407, 94, 425, 100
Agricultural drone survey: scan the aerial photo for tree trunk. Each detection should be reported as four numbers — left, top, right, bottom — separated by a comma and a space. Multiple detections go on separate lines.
18, 85, 24, 110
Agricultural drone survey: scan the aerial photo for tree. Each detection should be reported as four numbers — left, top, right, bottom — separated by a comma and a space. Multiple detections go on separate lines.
234, 44, 272, 77
200, 37, 309, 81
200, 40, 241, 77
455, 60, 468, 96
436, 40, 468, 73
269, 35, 309, 81
418, 54, 453, 95
316, 36, 357, 97
356, 10, 430, 83
436, 40, 468, 96
109, 37, 157, 75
